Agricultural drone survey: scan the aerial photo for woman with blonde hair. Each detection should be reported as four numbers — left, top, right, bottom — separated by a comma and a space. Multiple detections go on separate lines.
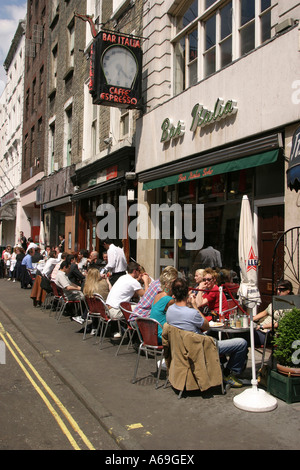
83, 268, 111, 335
83, 267, 110, 300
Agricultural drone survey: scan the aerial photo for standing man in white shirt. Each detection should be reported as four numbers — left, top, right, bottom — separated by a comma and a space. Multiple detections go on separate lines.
101, 238, 128, 286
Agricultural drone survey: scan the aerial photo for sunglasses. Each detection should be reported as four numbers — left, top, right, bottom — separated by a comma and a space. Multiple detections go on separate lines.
277, 287, 287, 292
203, 278, 213, 282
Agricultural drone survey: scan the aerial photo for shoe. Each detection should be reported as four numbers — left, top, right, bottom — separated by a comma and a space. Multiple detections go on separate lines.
13, 279, 16, 283
7, 278, 11, 281
90, 329, 97, 336
72, 316, 85, 324
223, 374, 243, 388
113, 332, 121, 338
157, 358, 167, 370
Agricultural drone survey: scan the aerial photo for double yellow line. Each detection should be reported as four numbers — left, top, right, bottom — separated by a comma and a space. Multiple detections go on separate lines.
0, 322, 95, 450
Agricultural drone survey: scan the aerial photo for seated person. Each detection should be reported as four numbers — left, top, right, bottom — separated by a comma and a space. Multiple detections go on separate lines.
150, 275, 176, 344
20, 248, 35, 288
87, 251, 103, 271
167, 278, 248, 388
128, 266, 178, 322
253, 280, 293, 346
83, 268, 110, 335
67, 254, 85, 286
77, 249, 89, 271
42, 251, 59, 278
106, 261, 150, 336
195, 268, 229, 319
55, 260, 84, 300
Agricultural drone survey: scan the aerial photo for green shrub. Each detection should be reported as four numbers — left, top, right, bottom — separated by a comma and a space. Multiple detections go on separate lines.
272, 308, 300, 367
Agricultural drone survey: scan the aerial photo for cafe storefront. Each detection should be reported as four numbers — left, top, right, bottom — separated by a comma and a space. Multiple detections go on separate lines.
137, 132, 284, 292
71, 147, 136, 260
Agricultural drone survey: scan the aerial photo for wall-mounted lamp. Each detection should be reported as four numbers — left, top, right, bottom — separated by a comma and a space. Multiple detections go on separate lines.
104, 137, 113, 146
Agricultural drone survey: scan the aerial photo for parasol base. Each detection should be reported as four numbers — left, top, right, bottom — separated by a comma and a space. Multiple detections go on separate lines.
233, 387, 277, 412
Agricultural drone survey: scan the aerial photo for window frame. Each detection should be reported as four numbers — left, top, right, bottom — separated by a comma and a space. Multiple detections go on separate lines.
172, 0, 273, 95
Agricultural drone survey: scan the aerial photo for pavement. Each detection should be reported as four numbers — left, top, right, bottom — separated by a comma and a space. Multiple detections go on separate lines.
0, 277, 299, 451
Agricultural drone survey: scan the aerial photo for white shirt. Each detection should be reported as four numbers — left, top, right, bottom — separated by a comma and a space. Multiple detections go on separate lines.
106, 274, 141, 309
26, 242, 38, 253
55, 270, 71, 290
42, 258, 59, 277
106, 243, 127, 273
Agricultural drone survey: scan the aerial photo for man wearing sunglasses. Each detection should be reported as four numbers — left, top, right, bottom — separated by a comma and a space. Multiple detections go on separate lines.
253, 280, 293, 346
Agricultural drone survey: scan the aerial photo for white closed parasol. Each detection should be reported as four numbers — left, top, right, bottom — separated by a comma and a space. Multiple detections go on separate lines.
233, 195, 277, 412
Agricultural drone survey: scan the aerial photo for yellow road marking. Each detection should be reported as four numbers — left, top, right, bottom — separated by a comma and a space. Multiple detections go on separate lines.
0, 323, 95, 450
126, 423, 143, 430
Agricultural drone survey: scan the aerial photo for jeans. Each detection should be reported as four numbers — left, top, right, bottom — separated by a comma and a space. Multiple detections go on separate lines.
218, 337, 248, 375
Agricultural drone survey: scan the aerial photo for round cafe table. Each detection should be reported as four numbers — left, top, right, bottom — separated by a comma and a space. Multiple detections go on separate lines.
209, 324, 251, 340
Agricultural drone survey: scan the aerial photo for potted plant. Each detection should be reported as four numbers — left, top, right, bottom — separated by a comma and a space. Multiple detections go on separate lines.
267, 308, 300, 403
272, 308, 300, 376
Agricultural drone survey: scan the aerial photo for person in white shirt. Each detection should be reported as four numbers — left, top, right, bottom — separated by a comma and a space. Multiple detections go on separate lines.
42, 251, 59, 278
102, 238, 127, 286
26, 238, 38, 253
55, 260, 84, 301
106, 261, 150, 323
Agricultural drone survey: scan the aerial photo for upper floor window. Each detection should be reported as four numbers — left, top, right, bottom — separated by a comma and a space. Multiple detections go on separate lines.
173, 0, 273, 95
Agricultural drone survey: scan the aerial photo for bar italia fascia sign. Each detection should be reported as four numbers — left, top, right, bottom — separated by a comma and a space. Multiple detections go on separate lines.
160, 98, 238, 142
89, 30, 143, 109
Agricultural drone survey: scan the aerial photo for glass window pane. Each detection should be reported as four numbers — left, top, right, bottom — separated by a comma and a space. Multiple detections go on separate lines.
189, 29, 198, 62
241, 0, 255, 26
220, 36, 232, 67
261, 11, 271, 43
205, 15, 216, 50
189, 60, 197, 86
240, 22, 255, 55
174, 38, 185, 94
204, 47, 215, 76
221, 1, 232, 40
261, 0, 271, 12
205, 0, 218, 9
183, 0, 198, 28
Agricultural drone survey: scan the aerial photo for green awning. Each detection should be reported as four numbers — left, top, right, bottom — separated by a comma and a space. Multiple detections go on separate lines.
142, 149, 279, 191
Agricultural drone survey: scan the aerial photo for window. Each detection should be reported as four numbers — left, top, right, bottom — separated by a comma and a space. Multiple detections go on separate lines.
173, 0, 273, 94
91, 105, 97, 156
32, 78, 36, 113
51, 44, 58, 89
68, 20, 75, 67
120, 109, 130, 137
39, 65, 44, 102
239, 0, 272, 55
65, 107, 72, 166
49, 121, 55, 173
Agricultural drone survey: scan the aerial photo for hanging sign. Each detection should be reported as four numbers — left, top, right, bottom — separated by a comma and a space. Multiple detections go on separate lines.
89, 31, 143, 109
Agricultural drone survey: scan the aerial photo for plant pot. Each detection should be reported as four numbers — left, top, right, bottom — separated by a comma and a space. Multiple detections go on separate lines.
276, 364, 300, 377
267, 369, 300, 404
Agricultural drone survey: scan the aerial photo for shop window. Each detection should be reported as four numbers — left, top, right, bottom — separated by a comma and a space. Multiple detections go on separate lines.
255, 154, 284, 197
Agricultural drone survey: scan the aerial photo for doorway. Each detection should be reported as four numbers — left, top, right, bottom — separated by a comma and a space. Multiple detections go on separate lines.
256, 202, 284, 309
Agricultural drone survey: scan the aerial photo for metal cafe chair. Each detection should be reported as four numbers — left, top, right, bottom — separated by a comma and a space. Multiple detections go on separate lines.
132, 317, 165, 389
84, 293, 122, 349
55, 288, 84, 323
115, 302, 137, 356
83, 293, 107, 341
49, 281, 63, 315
